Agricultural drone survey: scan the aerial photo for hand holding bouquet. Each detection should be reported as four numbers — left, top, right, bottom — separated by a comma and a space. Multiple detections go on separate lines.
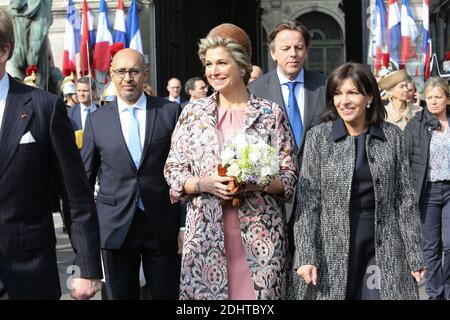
218, 133, 280, 207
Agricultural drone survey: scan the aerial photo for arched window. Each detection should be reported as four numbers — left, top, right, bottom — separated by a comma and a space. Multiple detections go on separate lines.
297, 12, 344, 75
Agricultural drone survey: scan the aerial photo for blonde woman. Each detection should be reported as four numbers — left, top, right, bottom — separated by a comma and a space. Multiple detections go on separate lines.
405, 77, 450, 300
164, 24, 297, 300
378, 69, 422, 130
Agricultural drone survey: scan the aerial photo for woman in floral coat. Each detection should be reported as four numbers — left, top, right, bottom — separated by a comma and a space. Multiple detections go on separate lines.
164, 24, 297, 300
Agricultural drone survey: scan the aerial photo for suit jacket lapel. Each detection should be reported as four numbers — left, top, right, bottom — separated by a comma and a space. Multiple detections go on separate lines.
74, 105, 82, 130
140, 95, 157, 168
302, 70, 320, 131
0, 79, 33, 179
268, 71, 286, 113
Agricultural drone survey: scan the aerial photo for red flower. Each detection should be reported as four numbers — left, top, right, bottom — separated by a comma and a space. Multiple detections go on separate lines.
26, 65, 38, 76
110, 43, 125, 58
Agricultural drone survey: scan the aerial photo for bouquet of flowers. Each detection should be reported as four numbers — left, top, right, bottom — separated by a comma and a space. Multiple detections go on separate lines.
218, 133, 280, 206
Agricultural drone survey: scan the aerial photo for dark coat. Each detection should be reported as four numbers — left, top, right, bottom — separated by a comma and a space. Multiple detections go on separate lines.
0, 76, 101, 299
248, 68, 327, 155
81, 94, 182, 249
404, 107, 450, 205
289, 120, 425, 300
67, 103, 99, 131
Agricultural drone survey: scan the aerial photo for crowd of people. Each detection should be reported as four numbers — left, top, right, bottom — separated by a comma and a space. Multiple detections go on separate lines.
1, 7, 450, 300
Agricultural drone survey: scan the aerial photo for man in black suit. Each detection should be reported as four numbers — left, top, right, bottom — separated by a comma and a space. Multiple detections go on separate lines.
81, 48, 182, 299
248, 20, 327, 255
164, 77, 186, 104
67, 77, 98, 131
0, 9, 101, 300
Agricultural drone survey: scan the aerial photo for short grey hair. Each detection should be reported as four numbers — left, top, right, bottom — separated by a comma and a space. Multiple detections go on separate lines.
184, 76, 203, 96
198, 37, 252, 85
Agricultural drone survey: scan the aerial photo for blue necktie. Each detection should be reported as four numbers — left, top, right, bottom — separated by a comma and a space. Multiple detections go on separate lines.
286, 81, 303, 148
126, 106, 142, 168
126, 106, 144, 210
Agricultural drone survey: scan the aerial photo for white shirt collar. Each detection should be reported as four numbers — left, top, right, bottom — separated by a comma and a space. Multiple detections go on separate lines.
169, 96, 179, 103
0, 73, 10, 102
277, 68, 304, 86
117, 92, 147, 113
80, 102, 96, 112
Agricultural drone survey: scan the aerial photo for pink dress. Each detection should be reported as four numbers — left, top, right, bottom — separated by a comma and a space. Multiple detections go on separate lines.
217, 107, 256, 300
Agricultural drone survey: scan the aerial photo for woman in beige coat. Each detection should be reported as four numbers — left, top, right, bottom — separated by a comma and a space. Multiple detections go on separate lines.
378, 69, 421, 130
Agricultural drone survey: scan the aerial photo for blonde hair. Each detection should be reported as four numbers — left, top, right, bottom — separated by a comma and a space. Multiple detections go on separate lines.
424, 77, 450, 100
198, 37, 252, 85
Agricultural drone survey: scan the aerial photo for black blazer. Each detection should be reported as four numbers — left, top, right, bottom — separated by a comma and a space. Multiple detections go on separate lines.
0, 76, 101, 299
248, 69, 327, 154
67, 103, 99, 131
81, 94, 182, 249
404, 107, 450, 205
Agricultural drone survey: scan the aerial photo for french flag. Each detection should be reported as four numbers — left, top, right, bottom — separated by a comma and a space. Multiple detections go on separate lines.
423, 0, 431, 79
387, 0, 402, 68
62, 0, 79, 76
126, 0, 143, 54
372, 0, 387, 75
93, 0, 113, 72
80, 0, 93, 76
401, 0, 419, 64
80, 0, 96, 49
113, 0, 127, 48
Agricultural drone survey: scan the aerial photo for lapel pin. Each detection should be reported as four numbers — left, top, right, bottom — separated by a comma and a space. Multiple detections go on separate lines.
20, 113, 28, 118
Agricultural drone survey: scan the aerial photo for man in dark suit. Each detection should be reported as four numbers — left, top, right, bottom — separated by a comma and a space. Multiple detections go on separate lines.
164, 77, 186, 104
0, 9, 102, 300
248, 20, 327, 255
81, 48, 182, 300
67, 77, 98, 131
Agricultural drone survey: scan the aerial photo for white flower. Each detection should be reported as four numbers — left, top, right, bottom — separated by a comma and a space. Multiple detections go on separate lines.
249, 149, 260, 164
234, 133, 248, 150
261, 166, 272, 177
220, 148, 235, 165
227, 163, 241, 177
219, 134, 280, 185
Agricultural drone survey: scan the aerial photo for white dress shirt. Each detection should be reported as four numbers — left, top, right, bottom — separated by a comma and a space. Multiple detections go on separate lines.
168, 96, 180, 104
277, 68, 305, 126
117, 92, 147, 150
0, 73, 10, 132
80, 103, 98, 130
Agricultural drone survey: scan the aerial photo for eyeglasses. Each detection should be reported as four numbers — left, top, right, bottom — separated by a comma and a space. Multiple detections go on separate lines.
111, 68, 142, 79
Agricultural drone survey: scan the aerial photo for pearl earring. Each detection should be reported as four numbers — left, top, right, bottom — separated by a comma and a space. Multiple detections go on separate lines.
240, 70, 245, 77
367, 101, 372, 109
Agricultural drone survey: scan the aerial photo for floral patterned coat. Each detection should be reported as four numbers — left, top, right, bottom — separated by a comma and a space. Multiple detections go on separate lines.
164, 92, 298, 300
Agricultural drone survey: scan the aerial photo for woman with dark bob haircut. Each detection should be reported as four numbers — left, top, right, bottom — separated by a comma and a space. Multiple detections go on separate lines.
289, 62, 426, 300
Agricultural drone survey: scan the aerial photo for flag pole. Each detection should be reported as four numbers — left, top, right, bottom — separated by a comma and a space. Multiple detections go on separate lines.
86, 40, 93, 105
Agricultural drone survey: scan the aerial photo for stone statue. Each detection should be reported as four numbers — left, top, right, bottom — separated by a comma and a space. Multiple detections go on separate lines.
7, 0, 53, 89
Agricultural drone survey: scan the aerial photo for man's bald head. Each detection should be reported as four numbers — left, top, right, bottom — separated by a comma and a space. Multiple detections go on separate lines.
111, 48, 145, 70
110, 48, 148, 105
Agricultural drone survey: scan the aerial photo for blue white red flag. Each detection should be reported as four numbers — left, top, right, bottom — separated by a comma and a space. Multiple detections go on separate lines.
80, 0, 93, 76
423, 0, 431, 79
113, 0, 127, 48
372, 0, 387, 74
388, 0, 402, 68
401, 0, 419, 64
62, 0, 80, 76
126, 0, 143, 54
93, 0, 113, 72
